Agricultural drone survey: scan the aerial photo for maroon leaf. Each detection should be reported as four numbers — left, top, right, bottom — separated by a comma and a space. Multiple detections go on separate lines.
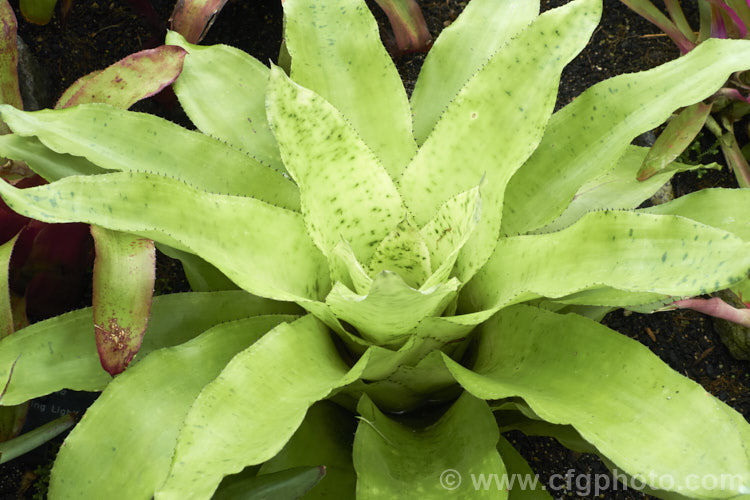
169, 0, 228, 44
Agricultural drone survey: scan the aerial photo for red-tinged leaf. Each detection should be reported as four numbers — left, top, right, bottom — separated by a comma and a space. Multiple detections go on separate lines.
19, 0, 56, 25
169, 0, 228, 43
91, 226, 155, 376
55, 46, 187, 110
374, 0, 431, 55
636, 102, 712, 181
0, 1, 22, 112
673, 296, 750, 327
621, 0, 696, 53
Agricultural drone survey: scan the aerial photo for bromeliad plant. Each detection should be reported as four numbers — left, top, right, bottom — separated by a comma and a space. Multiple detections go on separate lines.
0, 0, 750, 498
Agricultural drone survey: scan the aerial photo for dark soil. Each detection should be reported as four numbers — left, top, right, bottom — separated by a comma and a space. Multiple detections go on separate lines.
1, 0, 747, 499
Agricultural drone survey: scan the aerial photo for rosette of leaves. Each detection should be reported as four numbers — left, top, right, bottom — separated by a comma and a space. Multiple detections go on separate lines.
0, 0, 750, 498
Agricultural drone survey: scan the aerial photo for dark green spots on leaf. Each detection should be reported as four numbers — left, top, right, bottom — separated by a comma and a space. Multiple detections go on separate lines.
661, 252, 667, 263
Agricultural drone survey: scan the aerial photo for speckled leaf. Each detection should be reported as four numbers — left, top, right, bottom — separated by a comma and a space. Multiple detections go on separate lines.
502, 37, 750, 236
157, 315, 371, 500
165, 32, 283, 172
259, 402, 357, 500
0, 135, 104, 181
169, 0, 228, 43
368, 219, 431, 288
0, 104, 299, 210
420, 185, 481, 289
90, 226, 155, 376
283, 0, 416, 177
329, 239, 373, 295
50, 316, 293, 500
445, 305, 750, 498
463, 211, 750, 312
353, 393, 506, 499
537, 145, 707, 233
0, 292, 300, 406
410, 0, 539, 144
266, 66, 404, 264
0, 1, 22, 114
326, 272, 459, 346
400, 0, 600, 285
55, 46, 186, 110
640, 188, 750, 241
0, 172, 328, 302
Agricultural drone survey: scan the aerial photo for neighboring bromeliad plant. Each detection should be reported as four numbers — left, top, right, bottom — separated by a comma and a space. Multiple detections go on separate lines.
0, 0, 749, 498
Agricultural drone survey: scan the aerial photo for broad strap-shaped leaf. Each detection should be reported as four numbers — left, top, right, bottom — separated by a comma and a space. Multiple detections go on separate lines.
91, 226, 155, 376
49, 316, 292, 500
0, 235, 16, 339
0, 104, 300, 210
502, 37, 750, 236
267, 66, 405, 264
157, 315, 371, 500
329, 239, 373, 295
169, 0, 228, 43
326, 272, 458, 346
165, 31, 284, 172
400, 0, 601, 284
259, 402, 357, 500
0, 291, 300, 405
0, 172, 329, 302
0, 134, 105, 181
0, 1, 22, 114
640, 188, 750, 241
537, 145, 708, 234
368, 219, 431, 288
445, 305, 750, 498
283, 0, 416, 177
55, 46, 187, 110
410, 0, 540, 144
462, 211, 750, 312
353, 393, 507, 499
420, 184, 481, 289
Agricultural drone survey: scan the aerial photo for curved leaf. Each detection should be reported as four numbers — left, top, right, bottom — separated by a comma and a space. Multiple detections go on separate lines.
283, 0, 416, 177
353, 393, 506, 499
0, 0, 22, 112
463, 211, 750, 312
0, 104, 300, 209
165, 32, 284, 172
410, 0, 539, 144
445, 305, 750, 498
0, 291, 300, 405
502, 37, 750, 235
368, 219, 431, 288
50, 316, 293, 500
169, 0, 228, 43
157, 315, 371, 500
214, 467, 325, 500
0, 134, 105, 181
0, 172, 329, 302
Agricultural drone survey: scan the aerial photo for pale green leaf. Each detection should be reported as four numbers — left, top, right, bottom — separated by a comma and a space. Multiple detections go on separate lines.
157, 315, 371, 500
368, 219, 431, 288
0, 291, 300, 405
213, 467, 325, 500
400, 0, 601, 284
0, 134, 104, 182
49, 316, 293, 500
260, 402, 357, 500
445, 305, 750, 498
165, 31, 284, 172
502, 37, 750, 235
0, 104, 299, 210
325, 272, 458, 346
283, 0, 416, 177
353, 393, 506, 499
411, 0, 539, 144
266, 66, 405, 264
329, 239, 373, 295
0, 172, 329, 302
0, 235, 16, 339
157, 243, 237, 292
538, 145, 706, 234
462, 211, 750, 312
